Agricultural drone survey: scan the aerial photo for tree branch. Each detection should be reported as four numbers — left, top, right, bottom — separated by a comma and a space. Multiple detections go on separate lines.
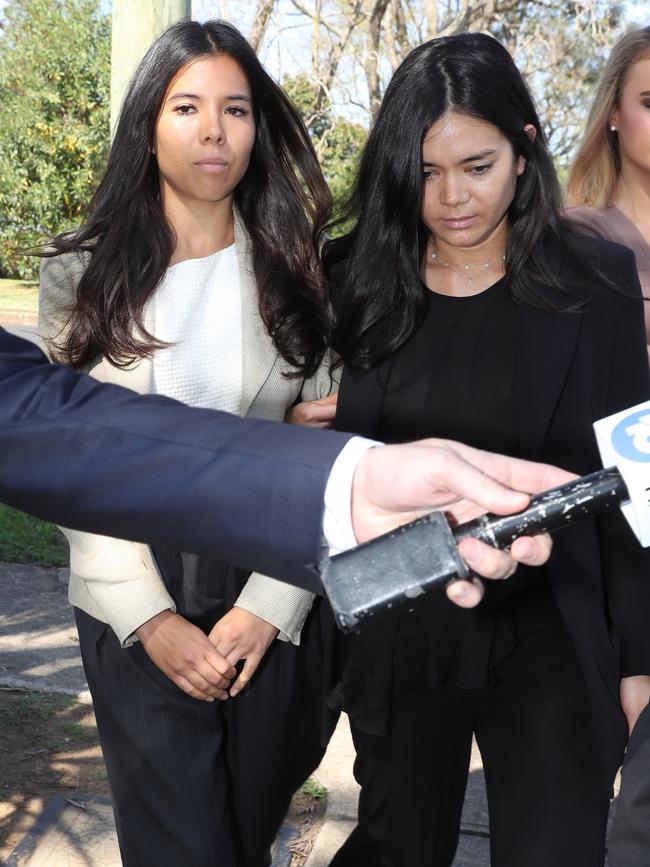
249, 0, 276, 51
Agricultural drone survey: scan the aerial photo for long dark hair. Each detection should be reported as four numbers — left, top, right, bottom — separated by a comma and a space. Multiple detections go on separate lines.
45, 19, 331, 375
328, 32, 609, 368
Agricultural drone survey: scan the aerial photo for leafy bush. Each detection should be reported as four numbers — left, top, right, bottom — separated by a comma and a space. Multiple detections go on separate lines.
0, 0, 110, 278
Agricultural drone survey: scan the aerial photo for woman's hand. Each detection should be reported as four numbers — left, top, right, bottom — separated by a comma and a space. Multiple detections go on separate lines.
135, 610, 236, 702
285, 393, 338, 428
209, 607, 279, 697
620, 675, 650, 735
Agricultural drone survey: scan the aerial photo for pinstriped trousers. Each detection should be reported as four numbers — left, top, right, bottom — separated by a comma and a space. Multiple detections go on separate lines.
75, 556, 335, 867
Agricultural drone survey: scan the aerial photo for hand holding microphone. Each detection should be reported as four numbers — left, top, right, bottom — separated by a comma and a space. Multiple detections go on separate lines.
323, 401, 650, 630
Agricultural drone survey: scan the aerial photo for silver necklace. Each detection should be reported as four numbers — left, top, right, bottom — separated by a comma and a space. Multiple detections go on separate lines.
430, 244, 506, 287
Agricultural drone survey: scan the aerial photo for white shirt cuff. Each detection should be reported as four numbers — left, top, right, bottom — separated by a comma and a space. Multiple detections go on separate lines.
323, 436, 382, 555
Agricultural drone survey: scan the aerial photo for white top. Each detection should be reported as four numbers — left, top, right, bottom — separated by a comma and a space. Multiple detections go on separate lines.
148, 245, 372, 553
40, 232, 375, 651
152, 244, 242, 414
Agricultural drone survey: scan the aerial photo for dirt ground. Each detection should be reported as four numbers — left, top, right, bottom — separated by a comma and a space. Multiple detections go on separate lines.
0, 690, 109, 862
0, 689, 325, 865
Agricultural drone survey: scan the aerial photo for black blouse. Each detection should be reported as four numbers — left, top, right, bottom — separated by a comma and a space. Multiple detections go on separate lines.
333, 278, 569, 734
378, 277, 518, 452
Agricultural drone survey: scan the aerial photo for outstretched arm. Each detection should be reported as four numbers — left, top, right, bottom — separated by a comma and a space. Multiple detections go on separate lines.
1, 328, 562, 599
0, 328, 346, 591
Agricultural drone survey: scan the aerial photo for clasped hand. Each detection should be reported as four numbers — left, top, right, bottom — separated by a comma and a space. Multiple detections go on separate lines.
136, 607, 279, 702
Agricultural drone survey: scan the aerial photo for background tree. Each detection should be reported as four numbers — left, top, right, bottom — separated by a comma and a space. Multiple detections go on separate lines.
283, 73, 365, 227
259, 0, 624, 165
0, 0, 110, 278
0, 0, 631, 278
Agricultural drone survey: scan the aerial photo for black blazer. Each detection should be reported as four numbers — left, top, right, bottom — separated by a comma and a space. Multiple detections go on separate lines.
0, 328, 351, 592
335, 235, 650, 778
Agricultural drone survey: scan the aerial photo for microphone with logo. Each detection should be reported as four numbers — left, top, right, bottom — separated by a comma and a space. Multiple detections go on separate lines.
322, 401, 650, 631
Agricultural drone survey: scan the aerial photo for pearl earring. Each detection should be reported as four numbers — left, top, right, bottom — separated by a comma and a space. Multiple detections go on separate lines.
610, 125, 617, 132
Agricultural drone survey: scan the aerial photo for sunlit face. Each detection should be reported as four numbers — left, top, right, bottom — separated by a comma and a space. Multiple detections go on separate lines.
420, 111, 526, 252
610, 55, 650, 177
154, 54, 256, 209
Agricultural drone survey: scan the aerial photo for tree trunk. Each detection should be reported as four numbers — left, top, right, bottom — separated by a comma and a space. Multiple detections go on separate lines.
249, 0, 275, 51
366, 0, 391, 120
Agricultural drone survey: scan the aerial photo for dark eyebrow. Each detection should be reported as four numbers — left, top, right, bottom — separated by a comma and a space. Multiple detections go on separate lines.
422, 148, 497, 168
166, 92, 252, 102
459, 148, 497, 164
167, 92, 199, 101
641, 90, 650, 97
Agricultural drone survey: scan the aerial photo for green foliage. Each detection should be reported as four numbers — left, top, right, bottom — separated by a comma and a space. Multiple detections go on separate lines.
299, 776, 328, 800
282, 74, 327, 135
0, 0, 110, 279
283, 74, 367, 232
319, 119, 367, 228
0, 505, 68, 566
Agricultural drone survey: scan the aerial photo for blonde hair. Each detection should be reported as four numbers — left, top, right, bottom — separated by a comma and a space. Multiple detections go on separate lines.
567, 26, 650, 208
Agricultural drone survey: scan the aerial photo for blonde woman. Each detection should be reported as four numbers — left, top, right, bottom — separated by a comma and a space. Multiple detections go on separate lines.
566, 28, 650, 866
566, 26, 650, 355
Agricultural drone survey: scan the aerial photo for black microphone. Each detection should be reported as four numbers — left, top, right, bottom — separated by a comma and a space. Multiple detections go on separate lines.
322, 468, 628, 630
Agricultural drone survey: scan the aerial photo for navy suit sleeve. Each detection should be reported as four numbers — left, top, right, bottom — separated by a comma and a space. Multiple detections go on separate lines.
0, 329, 352, 593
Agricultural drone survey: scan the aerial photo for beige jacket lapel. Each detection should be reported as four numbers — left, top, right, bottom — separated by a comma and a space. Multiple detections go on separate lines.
235, 211, 280, 417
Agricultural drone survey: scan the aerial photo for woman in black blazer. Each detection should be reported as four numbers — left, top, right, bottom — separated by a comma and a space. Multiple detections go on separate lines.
324, 33, 650, 867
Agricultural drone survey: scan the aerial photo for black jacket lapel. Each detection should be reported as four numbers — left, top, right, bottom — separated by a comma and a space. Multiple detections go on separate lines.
517, 304, 582, 460
336, 356, 394, 438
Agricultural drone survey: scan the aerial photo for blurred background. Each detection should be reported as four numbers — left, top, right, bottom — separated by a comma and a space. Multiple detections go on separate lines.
0, 0, 646, 282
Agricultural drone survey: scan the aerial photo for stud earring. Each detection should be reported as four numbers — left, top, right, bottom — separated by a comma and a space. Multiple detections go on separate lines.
610, 125, 617, 132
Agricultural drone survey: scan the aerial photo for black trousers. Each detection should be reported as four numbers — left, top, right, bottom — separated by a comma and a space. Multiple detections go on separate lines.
330, 613, 614, 867
75, 605, 330, 867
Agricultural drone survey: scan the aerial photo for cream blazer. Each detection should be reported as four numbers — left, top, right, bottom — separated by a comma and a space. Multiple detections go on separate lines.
38, 213, 335, 646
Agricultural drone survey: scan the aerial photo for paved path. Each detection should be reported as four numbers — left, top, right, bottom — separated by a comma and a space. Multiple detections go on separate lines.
0, 562, 298, 865
306, 704, 621, 867
0, 561, 622, 864
305, 718, 491, 866
0, 564, 89, 701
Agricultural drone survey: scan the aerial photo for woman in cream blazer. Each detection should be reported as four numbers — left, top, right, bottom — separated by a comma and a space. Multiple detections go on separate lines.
40, 213, 336, 867
40, 212, 329, 653
39, 20, 337, 867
